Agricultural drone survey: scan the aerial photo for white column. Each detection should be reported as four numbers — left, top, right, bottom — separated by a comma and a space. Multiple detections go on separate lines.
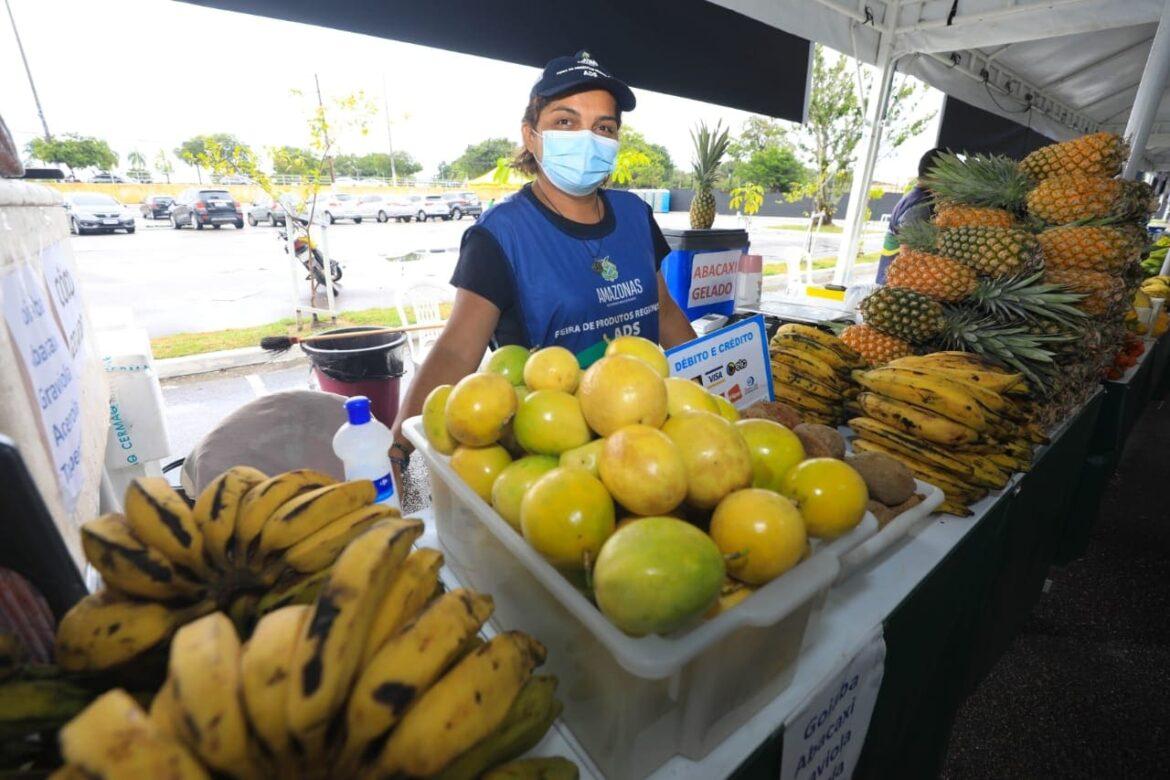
1124, 0, 1170, 180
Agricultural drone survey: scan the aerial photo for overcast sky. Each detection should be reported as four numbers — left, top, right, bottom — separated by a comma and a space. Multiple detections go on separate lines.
2, 0, 943, 184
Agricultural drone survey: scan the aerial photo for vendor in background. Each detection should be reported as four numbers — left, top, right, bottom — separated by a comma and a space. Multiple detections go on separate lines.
386, 50, 696, 475
875, 148, 944, 284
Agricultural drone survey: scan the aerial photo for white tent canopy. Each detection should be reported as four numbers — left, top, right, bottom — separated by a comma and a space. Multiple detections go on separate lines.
713, 0, 1170, 281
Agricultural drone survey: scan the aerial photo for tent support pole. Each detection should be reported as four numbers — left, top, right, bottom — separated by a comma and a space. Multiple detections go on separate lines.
1124, 0, 1170, 180
832, 55, 897, 287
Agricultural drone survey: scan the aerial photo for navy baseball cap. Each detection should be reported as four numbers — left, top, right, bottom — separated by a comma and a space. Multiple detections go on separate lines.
531, 50, 636, 111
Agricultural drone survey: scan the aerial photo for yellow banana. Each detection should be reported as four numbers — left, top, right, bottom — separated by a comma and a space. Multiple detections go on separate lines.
59, 689, 209, 779
47, 766, 90, 780
435, 676, 564, 780
286, 517, 423, 759
342, 589, 495, 773
769, 360, 843, 402
169, 613, 265, 779
1002, 438, 1034, 462
775, 323, 863, 364
770, 333, 852, 374
361, 547, 445, 667
148, 677, 181, 739
372, 631, 547, 778
853, 368, 990, 430
1023, 422, 1050, 445
0, 677, 93, 728
233, 469, 338, 565
851, 440, 986, 504
124, 477, 207, 577
257, 479, 377, 555
256, 568, 332, 615
772, 381, 840, 416
938, 501, 974, 517
240, 605, 311, 760
856, 392, 982, 446
848, 417, 975, 479
268, 504, 399, 579
989, 452, 1030, 473
769, 349, 844, 388
951, 452, 1012, 488
886, 356, 1026, 396
55, 591, 213, 672
81, 514, 204, 601
193, 465, 267, 571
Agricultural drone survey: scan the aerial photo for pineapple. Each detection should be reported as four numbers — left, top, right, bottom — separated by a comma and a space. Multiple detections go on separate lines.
900, 221, 1041, 277
968, 272, 1086, 324
1026, 175, 1155, 224
886, 249, 976, 302
858, 287, 944, 344
688, 121, 730, 230
1019, 132, 1127, 182
921, 152, 1030, 212
1038, 225, 1146, 272
1043, 267, 1127, 316
934, 308, 1073, 392
933, 204, 1015, 229
839, 324, 914, 366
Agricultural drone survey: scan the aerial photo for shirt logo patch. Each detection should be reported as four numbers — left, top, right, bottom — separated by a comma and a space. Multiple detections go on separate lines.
592, 256, 619, 282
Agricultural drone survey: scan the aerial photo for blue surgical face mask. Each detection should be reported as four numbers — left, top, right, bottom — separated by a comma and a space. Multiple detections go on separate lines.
537, 129, 619, 197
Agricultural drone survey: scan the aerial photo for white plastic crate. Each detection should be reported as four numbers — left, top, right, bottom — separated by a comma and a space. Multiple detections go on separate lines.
835, 480, 945, 583
403, 417, 877, 779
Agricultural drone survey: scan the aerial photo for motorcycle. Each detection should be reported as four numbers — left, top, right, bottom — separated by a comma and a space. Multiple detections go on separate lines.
278, 215, 343, 296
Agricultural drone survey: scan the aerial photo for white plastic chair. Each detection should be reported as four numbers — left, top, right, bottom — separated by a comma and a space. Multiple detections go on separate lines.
396, 282, 452, 369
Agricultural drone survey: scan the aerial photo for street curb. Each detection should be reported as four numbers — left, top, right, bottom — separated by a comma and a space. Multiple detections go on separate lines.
156, 345, 307, 380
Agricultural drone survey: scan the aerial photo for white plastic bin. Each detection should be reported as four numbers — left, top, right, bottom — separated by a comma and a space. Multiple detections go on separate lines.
835, 480, 944, 583
404, 417, 876, 778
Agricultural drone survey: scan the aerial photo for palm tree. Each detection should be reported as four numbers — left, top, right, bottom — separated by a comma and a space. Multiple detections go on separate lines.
154, 150, 174, 184
128, 149, 146, 169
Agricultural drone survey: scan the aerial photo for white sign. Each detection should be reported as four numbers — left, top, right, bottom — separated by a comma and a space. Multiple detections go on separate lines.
666, 314, 773, 409
39, 242, 87, 370
1, 264, 84, 507
780, 627, 886, 780
687, 248, 741, 308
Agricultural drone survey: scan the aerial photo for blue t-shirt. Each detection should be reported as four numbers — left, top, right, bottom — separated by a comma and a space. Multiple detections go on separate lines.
451, 186, 670, 367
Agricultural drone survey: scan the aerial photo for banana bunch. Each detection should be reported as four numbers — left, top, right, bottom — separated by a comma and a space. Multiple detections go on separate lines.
769, 323, 864, 426
1140, 274, 1170, 299
56, 523, 572, 780
847, 352, 1038, 516
56, 467, 400, 674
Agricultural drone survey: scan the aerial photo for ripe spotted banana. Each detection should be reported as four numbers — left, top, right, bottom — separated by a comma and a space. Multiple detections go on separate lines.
769, 360, 843, 403
770, 349, 844, 389
775, 323, 862, 363
938, 501, 974, 517
256, 568, 332, 615
371, 631, 547, 778
851, 439, 986, 504
286, 517, 423, 758
168, 613, 266, 779
772, 381, 841, 416
192, 465, 267, 571
55, 591, 213, 672
770, 333, 853, 374
81, 514, 204, 601
856, 392, 981, 446
233, 469, 338, 565
240, 605, 312, 760
148, 677, 181, 739
342, 589, 495, 773
951, 451, 1012, 489
886, 356, 1026, 396
0, 677, 93, 729
848, 417, 975, 479
853, 369, 990, 431
265, 504, 399, 580
361, 547, 445, 667
124, 477, 207, 577
59, 689, 209, 779
257, 479, 377, 555
1002, 438, 1034, 462
989, 451, 1030, 473
434, 675, 563, 780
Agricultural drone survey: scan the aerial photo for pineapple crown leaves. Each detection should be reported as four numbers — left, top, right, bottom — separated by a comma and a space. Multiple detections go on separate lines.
971, 271, 1088, 325
690, 120, 731, 190
895, 219, 939, 253
921, 151, 1030, 213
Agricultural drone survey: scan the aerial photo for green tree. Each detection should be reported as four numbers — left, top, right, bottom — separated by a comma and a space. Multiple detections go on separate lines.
787, 45, 935, 224
176, 134, 249, 184
734, 146, 807, 193
154, 149, 174, 184
271, 146, 316, 176
727, 116, 789, 161
334, 151, 421, 179
436, 161, 457, 181
611, 127, 674, 188
26, 134, 117, 178
126, 149, 150, 182
451, 138, 518, 180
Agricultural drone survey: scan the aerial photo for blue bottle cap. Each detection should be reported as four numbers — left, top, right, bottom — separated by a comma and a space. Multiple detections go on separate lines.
344, 396, 372, 425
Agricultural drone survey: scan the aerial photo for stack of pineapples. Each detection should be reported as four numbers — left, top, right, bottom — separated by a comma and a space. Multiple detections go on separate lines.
845, 132, 1156, 428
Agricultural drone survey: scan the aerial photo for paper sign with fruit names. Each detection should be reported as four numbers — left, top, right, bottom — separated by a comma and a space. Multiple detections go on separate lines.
666, 315, 773, 409
687, 248, 741, 307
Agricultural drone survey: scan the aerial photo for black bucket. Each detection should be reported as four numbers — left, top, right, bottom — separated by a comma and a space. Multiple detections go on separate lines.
301, 326, 408, 425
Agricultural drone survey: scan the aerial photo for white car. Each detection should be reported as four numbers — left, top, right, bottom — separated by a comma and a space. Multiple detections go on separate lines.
316, 192, 363, 224
410, 194, 454, 222
356, 194, 414, 223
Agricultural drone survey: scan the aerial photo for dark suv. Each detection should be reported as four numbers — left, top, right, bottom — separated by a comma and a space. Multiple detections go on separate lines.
170, 188, 244, 230
441, 191, 483, 220
141, 195, 174, 219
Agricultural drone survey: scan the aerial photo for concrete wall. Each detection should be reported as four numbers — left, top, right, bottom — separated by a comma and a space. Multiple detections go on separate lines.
668, 188, 904, 220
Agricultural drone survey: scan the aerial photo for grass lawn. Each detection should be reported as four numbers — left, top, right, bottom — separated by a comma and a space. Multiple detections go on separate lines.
763, 251, 879, 276
149, 305, 449, 359
769, 223, 845, 234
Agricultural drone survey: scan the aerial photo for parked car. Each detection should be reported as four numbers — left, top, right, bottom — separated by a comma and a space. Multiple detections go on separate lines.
88, 171, 127, 183
415, 194, 454, 222
355, 194, 413, 223
441, 191, 483, 220
140, 195, 174, 219
65, 193, 136, 234
247, 198, 287, 226
169, 188, 244, 230
317, 192, 363, 224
